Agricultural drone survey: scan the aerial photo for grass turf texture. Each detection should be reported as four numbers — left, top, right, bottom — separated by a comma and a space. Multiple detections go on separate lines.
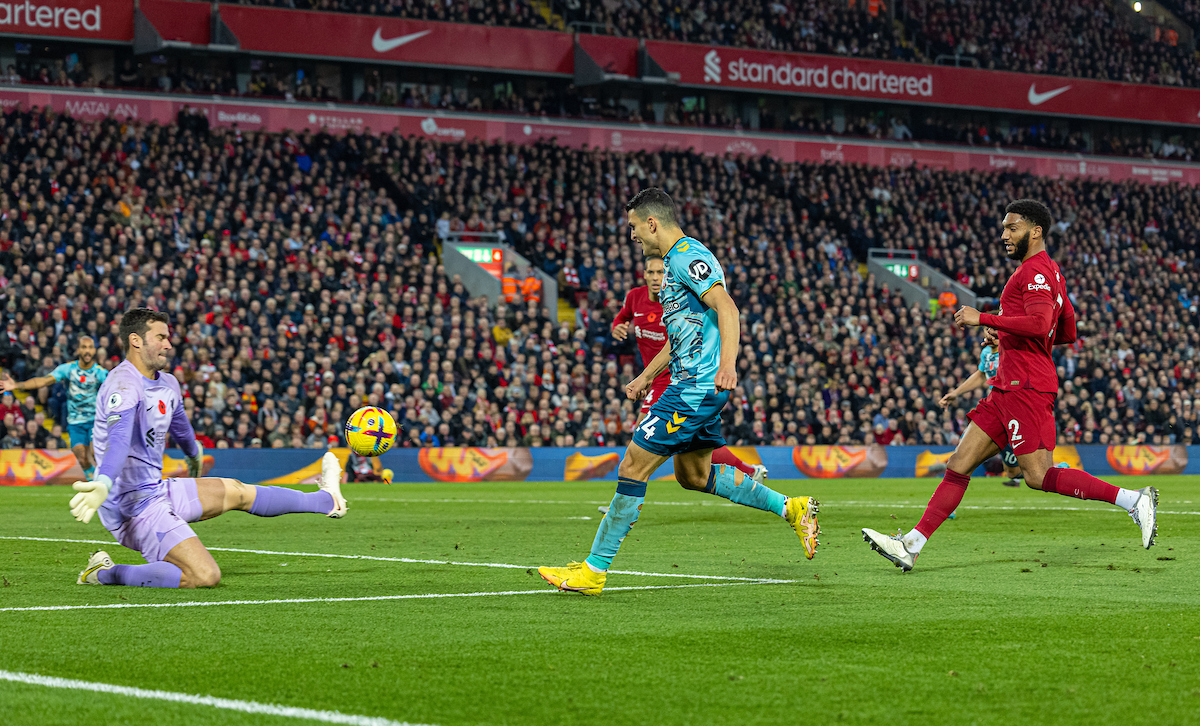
1, 476, 1198, 726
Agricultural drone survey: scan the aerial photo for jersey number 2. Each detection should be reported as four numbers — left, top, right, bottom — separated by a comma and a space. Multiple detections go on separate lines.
1008, 419, 1024, 449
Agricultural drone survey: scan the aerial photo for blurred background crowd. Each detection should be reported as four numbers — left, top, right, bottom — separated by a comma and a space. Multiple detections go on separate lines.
0, 103, 1197, 453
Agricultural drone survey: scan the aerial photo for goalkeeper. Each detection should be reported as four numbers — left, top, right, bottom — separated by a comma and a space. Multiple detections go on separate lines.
73, 308, 348, 589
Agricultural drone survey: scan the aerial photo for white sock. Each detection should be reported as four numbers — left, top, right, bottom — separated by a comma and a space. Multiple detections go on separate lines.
901, 529, 928, 554
1114, 488, 1140, 511
584, 560, 606, 573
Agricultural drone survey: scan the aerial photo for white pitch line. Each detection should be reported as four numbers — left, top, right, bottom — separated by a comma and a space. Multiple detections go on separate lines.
0, 580, 790, 613
351, 497, 1200, 515
0, 536, 789, 583
0, 669, 426, 726
353, 497, 737, 506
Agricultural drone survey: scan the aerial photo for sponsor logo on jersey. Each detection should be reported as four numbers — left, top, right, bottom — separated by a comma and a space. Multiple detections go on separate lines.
687, 259, 712, 282
1027, 282, 1051, 292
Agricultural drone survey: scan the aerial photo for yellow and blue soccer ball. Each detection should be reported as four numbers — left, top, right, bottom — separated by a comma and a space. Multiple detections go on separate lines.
345, 406, 397, 456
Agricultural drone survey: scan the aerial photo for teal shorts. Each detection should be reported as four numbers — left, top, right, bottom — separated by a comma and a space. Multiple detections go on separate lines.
632, 386, 728, 456
67, 423, 92, 448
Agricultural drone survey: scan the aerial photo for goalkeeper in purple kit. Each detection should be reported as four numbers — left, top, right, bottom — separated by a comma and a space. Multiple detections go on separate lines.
74, 308, 349, 589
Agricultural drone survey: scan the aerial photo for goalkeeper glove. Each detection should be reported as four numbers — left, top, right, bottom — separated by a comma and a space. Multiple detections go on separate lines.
186, 443, 204, 478
69, 475, 112, 524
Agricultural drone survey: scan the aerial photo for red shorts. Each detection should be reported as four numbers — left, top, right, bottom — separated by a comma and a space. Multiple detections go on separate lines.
967, 388, 1056, 455
640, 378, 671, 416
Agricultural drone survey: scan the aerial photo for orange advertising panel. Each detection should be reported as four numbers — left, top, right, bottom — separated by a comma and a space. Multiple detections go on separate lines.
793, 445, 887, 479
419, 447, 533, 482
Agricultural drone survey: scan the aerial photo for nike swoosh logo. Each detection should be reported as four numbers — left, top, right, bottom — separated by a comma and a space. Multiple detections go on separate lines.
1027, 84, 1071, 106
371, 28, 432, 53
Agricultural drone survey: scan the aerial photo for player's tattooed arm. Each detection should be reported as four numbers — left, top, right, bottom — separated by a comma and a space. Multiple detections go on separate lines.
0, 373, 56, 392
701, 283, 740, 392
940, 370, 987, 408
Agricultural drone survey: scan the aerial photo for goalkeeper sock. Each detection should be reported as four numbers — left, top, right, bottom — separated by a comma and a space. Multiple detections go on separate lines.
584, 477, 646, 572
704, 464, 786, 517
249, 486, 335, 517
98, 562, 183, 588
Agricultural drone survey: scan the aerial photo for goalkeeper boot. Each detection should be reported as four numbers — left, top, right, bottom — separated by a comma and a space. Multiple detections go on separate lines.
862, 528, 917, 572
77, 551, 114, 585
538, 562, 606, 596
320, 452, 348, 518
784, 496, 820, 559
1129, 486, 1158, 550
750, 464, 769, 486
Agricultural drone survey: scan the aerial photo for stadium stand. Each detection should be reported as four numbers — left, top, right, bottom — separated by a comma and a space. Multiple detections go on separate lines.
3, 57, 1193, 162
0, 106, 1197, 454
161, 0, 1200, 88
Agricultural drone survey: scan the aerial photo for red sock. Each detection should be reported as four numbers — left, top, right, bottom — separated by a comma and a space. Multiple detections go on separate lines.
1041, 467, 1118, 504
915, 469, 970, 539
711, 447, 756, 476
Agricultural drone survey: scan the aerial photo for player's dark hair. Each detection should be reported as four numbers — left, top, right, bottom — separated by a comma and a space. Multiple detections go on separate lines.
644, 253, 664, 264
625, 187, 679, 228
119, 308, 169, 353
1005, 199, 1053, 241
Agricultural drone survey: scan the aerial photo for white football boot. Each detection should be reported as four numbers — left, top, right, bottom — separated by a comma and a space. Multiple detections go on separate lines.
77, 550, 114, 585
1129, 486, 1158, 549
750, 464, 769, 486
320, 452, 348, 518
862, 528, 918, 571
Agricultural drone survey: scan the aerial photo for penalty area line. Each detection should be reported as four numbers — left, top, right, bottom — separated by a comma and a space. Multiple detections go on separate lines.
0, 579, 793, 613
0, 536, 780, 582
0, 669, 427, 726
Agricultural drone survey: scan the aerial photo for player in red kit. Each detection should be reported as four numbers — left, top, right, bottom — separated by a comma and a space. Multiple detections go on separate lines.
612, 256, 767, 484
863, 199, 1158, 571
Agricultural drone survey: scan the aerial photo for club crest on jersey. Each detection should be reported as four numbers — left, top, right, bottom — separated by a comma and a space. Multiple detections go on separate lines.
687, 259, 712, 282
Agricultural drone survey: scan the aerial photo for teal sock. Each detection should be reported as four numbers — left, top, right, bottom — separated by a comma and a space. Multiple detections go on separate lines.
705, 464, 787, 517
84, 466, 95, 479
584, 477, 646, 572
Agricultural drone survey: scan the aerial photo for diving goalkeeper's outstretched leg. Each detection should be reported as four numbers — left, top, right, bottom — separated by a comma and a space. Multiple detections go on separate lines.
79, 453, 346, 588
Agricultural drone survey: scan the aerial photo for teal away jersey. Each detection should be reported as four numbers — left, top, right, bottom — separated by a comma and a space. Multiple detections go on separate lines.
978, 345, 999, 393
660, 236, 726, 398
51, 360, 108, 425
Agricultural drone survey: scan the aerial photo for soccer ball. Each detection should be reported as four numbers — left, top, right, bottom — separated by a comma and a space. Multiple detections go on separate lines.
345, 406, 397, 456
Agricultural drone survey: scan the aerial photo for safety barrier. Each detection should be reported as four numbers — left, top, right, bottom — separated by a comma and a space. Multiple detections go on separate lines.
1, 445, 1193, 486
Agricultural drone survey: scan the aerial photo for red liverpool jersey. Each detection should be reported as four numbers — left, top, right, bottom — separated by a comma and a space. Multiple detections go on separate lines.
979, 250, 1077, 394
613, 285, 671, 388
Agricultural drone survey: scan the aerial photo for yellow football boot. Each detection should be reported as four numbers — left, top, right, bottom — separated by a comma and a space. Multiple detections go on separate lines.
785, 496, 821, 559
537, 561, 606, 596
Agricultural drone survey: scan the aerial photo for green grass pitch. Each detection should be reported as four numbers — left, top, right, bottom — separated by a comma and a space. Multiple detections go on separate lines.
1, 475, 1198, 725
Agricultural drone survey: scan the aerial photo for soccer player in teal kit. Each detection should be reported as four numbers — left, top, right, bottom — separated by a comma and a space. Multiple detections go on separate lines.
538, 189, 820, 595
2, 336, 107, 477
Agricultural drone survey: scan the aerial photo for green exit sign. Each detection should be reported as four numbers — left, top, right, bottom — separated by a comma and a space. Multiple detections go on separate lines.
460, 246, 500, 263
885, 263, 918, 280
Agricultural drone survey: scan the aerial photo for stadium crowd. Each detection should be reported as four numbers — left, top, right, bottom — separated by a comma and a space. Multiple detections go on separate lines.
6, 55, 1195, 163
175, 0, 1200, 89
0, 104, 1197, 455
